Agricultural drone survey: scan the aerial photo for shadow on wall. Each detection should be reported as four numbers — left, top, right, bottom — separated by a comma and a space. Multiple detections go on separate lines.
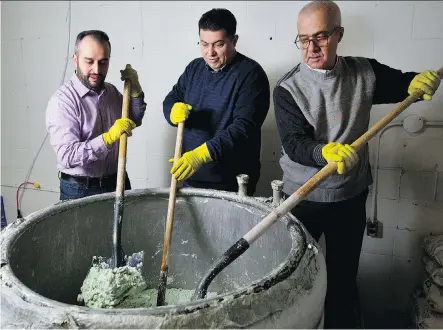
253, 67, 297, 198
256, 163, 283, 198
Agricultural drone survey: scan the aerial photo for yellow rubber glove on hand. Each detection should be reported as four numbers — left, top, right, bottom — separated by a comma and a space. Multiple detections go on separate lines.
322, 142, 358, 175
408, 70, 441, 101
102, 118, 136, 148
170, 102, 192, 125
169, 143, 212, 181
120, 64, 143, 98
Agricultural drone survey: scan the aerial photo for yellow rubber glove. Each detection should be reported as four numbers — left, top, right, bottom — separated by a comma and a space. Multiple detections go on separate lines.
102, 118, 136, 148
322, 142, 358, 175
408, 70, 441, 101
120, 64, 143, 98
169, 143, 212, 181
170, 102, 192, 125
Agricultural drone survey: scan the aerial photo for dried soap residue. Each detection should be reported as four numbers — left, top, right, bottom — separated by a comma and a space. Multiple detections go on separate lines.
117, 288, 218, 308
232, 203, 257, 215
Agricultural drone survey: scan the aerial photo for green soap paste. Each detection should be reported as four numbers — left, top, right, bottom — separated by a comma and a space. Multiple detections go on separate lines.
78, 262, 147, 308
78, 263, 217, 309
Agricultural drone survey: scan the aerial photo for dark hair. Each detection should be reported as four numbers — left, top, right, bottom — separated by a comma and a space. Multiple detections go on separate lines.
198, 8, 237, 39
74, 30, 111, 55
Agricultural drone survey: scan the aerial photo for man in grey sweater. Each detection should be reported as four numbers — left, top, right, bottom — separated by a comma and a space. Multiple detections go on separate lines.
274, 1, 441, 328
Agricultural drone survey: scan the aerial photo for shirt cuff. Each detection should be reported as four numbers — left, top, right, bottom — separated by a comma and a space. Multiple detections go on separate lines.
313, 143, 328, 167
205, 140, 217, 162
131, 91, 145, 102
90, 134, 109, 156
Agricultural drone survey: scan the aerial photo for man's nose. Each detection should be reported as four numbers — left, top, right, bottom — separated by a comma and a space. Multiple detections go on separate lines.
208, 46, 216, 55
308, 39, 320, 52
91, 62, 99, 74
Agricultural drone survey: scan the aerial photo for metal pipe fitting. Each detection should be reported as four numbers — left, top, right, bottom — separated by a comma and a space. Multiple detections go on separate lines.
271, 180, 284, 205
236, 174, 249, 197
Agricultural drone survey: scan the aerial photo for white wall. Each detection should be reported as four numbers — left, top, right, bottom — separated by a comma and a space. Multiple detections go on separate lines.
1, 1, 443, 327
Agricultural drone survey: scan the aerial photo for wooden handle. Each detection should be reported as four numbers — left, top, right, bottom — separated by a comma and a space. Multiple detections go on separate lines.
298, 66, 443, 196
244, 66, 443, 245
115, 80, 132, 197
160, 122, 185, 271
111, 79, 132, 268
352, 66, 443, 152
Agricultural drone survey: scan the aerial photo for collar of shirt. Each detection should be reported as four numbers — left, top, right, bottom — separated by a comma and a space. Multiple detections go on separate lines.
307, 55, 339, 73
205, 63, 227, 73
204, 51, 239, 74
71, 73, 107, 98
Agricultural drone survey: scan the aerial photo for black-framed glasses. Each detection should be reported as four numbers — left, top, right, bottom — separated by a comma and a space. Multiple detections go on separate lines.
294, 26, 341, 50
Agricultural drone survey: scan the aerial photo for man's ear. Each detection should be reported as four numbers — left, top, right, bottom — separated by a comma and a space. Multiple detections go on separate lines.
233, 34, 239, 47
338, 27, 344, 43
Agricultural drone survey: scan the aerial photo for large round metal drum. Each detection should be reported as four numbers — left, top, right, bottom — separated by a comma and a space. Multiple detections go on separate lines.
1, 188, 326, 328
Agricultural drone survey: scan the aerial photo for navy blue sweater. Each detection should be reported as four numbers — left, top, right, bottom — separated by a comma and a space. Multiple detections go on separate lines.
163, 52, 270, 191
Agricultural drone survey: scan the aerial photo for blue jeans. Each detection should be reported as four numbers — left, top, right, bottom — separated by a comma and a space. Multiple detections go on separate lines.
59, 173, 131, 201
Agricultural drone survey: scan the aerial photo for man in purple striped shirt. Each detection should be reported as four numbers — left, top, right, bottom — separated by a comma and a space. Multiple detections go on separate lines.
46, 30, 146, 200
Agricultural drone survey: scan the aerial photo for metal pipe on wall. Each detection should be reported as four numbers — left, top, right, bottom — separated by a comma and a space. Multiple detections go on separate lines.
368, 116, 443, 237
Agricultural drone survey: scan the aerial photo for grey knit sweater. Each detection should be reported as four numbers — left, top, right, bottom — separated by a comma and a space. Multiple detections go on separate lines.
274, 56, 417, 202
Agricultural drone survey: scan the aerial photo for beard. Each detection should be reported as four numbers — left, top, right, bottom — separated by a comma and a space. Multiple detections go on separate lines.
76, 65, 105, 91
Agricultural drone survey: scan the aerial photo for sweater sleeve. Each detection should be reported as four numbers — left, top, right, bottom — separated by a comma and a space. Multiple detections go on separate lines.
205, 66, 270, 161
163, 62, 193, 126
274, 85, 327, 167
368, 58, 419, 105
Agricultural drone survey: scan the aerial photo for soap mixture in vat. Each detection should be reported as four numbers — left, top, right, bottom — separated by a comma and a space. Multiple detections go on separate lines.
77, 261, 147, 308
78, 261, 217, 308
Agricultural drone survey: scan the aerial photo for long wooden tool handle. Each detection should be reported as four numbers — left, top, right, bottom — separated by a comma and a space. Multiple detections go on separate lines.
157, 122, 184, 305
160, 122, 185, 270
352, 66, 443, 152
116, 80, 132, 195
111, 79, 132, 268
244, 66, 443, 245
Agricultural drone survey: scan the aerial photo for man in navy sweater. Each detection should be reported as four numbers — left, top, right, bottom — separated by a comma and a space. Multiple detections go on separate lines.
163, 8, 270, 196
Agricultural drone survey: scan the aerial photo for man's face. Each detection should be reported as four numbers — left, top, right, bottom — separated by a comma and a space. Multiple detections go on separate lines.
199, 29, 238, 71
297, 9, 342, 70
73, 36, 110, 91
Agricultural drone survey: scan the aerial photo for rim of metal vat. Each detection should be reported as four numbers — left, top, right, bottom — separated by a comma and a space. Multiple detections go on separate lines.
0, 187, 309, 317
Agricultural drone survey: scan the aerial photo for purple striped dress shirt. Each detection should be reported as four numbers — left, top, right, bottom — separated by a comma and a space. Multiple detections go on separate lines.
45, 74, 146, 177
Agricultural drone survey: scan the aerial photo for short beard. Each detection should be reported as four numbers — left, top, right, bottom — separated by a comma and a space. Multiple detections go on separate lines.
76, 65, 105, 92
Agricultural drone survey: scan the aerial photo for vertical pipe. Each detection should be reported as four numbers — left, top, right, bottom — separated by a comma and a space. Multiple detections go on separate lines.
237, 174, 249, 197
271, 180, 284, 205
369, 120, 443, 237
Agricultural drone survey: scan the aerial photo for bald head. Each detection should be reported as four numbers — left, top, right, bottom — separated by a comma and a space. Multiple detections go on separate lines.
298, 0, 341, 29
296, 0, 343, 70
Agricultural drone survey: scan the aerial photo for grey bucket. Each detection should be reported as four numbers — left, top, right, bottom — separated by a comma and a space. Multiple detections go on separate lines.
0, 188, 326, 328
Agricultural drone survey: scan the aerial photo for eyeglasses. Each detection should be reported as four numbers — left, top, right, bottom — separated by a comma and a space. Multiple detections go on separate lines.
294, 26, 341, 50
